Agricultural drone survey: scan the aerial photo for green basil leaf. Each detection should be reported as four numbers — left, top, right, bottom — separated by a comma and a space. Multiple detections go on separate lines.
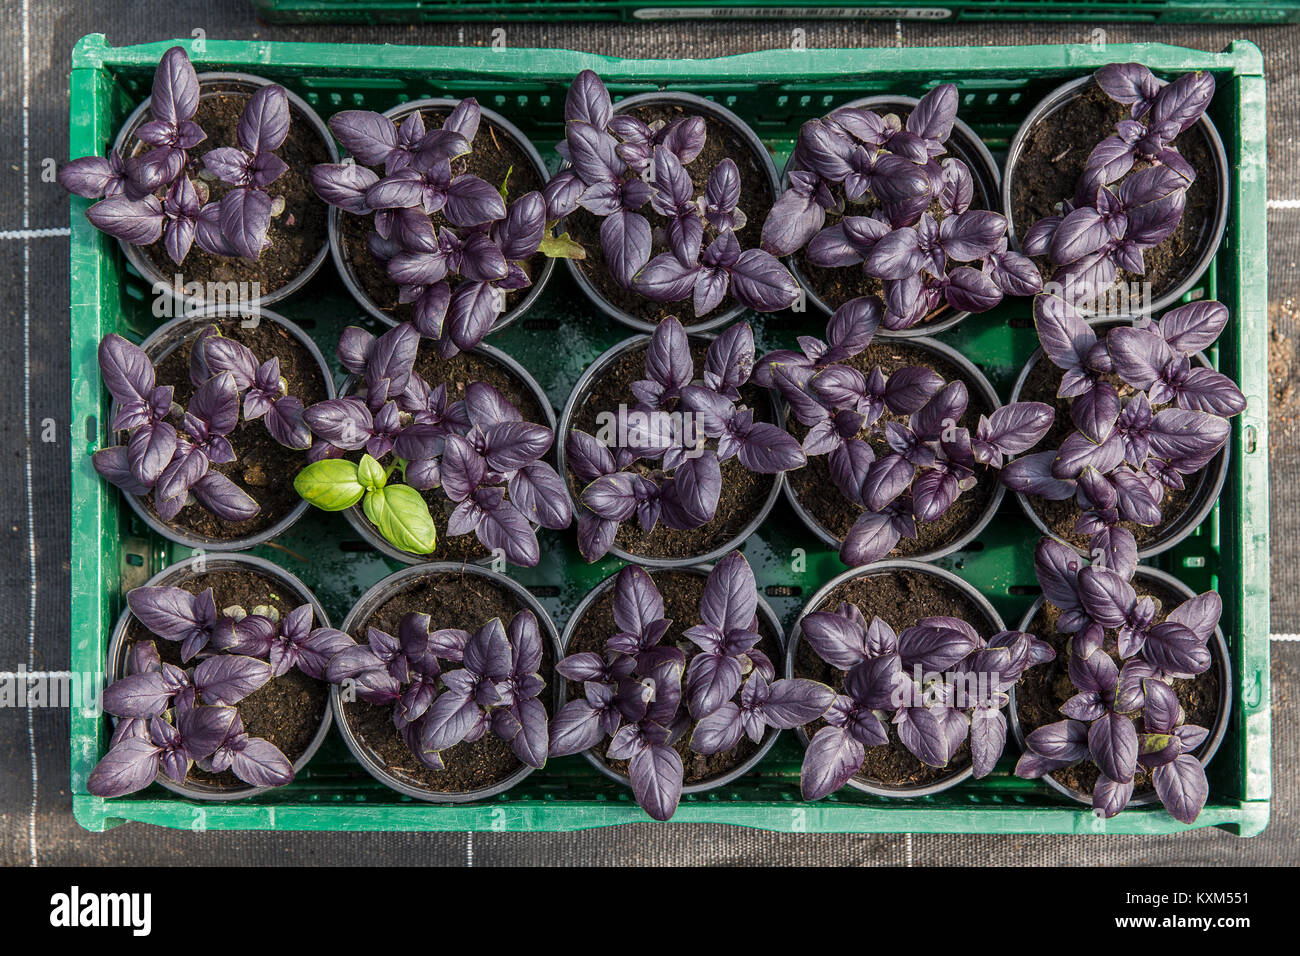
539, 231, 587, 260
374, 484, 437, 555
293, 459, 364, 512
357, 453, 386, 491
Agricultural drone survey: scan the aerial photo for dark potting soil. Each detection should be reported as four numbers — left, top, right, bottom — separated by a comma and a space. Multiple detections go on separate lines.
566, 104, 775, 327
144, 319, 329, 540
1009, 82, 1218, 307
566, 341, 778, 560
792, 569, 998, 787
119, 566, 329, 791
790, 105, 987, 323
341, 569, 552, 794
563, 571, 783, 785
1014, 577, 1222, 799
1016, 351, 1209, 550
131, 89, 331, 298
787, 340, 997, 557
347, 343, 550, 562
339, 108, 547, 323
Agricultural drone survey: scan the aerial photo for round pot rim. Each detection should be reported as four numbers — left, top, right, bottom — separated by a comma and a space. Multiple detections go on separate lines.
339, 339, 556, 565
780, 93, 1002, 338
1006, 564, 1233, 810
115, 307, 336, 552
1000, 74, 1231, 318
784, 558, 1006, 797
325, 97, 555, 337
329, 562, 561, 802
558, 563, 786, 795
561, 89, 781, 335
555, 331, 786, 568
1005, 315, 1230, 560
780, 334, 1008, 561
111, 71, 339, 311
104, 553, 334, 801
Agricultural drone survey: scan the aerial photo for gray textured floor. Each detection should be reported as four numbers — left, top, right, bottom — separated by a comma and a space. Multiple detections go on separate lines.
1, 1, 1296, 866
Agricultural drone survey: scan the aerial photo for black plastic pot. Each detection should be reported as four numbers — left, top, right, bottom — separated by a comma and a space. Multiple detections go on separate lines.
780, 334, 1006, 561
1007, 564, 1233, 811
341, 341, 557, 564
331, 563, 562, 802
557, 564, 786, 799
112, 72, 337, 311
103, 553, 334, 801
781, 94, 1001, 338
562, 91, 780, 335
119, 308, 336, 551
1006, 315, 1230, 561
327, 98, 554, 335
1001, 75, 1230, 317
786, 559, 1008, 798
556, 332, 785, 568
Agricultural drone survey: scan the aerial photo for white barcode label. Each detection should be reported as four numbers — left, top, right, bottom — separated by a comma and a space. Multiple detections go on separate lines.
632, 6, 954, 20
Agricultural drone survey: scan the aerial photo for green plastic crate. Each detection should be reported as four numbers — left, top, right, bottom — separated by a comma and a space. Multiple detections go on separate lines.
69, 35, 1270, 835
252, 0, 1300, 25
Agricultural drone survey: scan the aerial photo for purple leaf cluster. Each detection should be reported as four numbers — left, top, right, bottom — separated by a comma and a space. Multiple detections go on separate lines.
547, 70, 799, 314
1001, 296, 1245, 569
91, 329, 313, 524
1014, 537, 1221, 823
324, 609, 550, 771
549, 554, 833, 820
760, 85, 1039, 330
60, 46, 294, 263
311, 99, 551, 357
87, 586, 349, 798
798, 601, 1054, 799
300, 321, 570, 565
756, 297, 1054, 565
1020, 66, 1214, 303
567, 318, 806, 562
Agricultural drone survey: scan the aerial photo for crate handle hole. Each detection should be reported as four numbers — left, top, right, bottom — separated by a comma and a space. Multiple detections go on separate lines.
84, 415, 97, 442
1244, 424, 1258, 454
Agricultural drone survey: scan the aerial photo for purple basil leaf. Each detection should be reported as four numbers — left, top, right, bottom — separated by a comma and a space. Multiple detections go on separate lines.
193, 654, 271, 705
1152, 753, 1209, 824
628, 743, 683, 821
565, 70, 614, 129
1089, 710, 1139, 784
218, 188, 272, 259
86, 737, 163, 797
800, 724, 865, 801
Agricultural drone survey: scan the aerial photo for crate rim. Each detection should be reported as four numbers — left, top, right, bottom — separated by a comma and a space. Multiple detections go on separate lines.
69, 33, 1265, 79
68, 35, 1270, 837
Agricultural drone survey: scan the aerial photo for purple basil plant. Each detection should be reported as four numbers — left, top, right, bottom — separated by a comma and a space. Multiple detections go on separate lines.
567, 317, 806, 562
1001, 295, 1245, 571
1013, 536, 1221, 823
755, 297, 1054, 565
549, 554, 834, 820
293, 321, 570, 564
87, 585, 350, 798
797, 600, 1054, 800
92, 329, 313, 525
1020, 65, 1215, 307
760, 84, 1040, 330
311, 98, 577, 358
60, 46, 297, 263
546, 70, 800, 316
325, 608, 550, 772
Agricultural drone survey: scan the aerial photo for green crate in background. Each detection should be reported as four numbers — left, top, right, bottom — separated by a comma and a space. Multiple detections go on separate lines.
252, 0, 1300, 25
69, 35, 1269, 835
